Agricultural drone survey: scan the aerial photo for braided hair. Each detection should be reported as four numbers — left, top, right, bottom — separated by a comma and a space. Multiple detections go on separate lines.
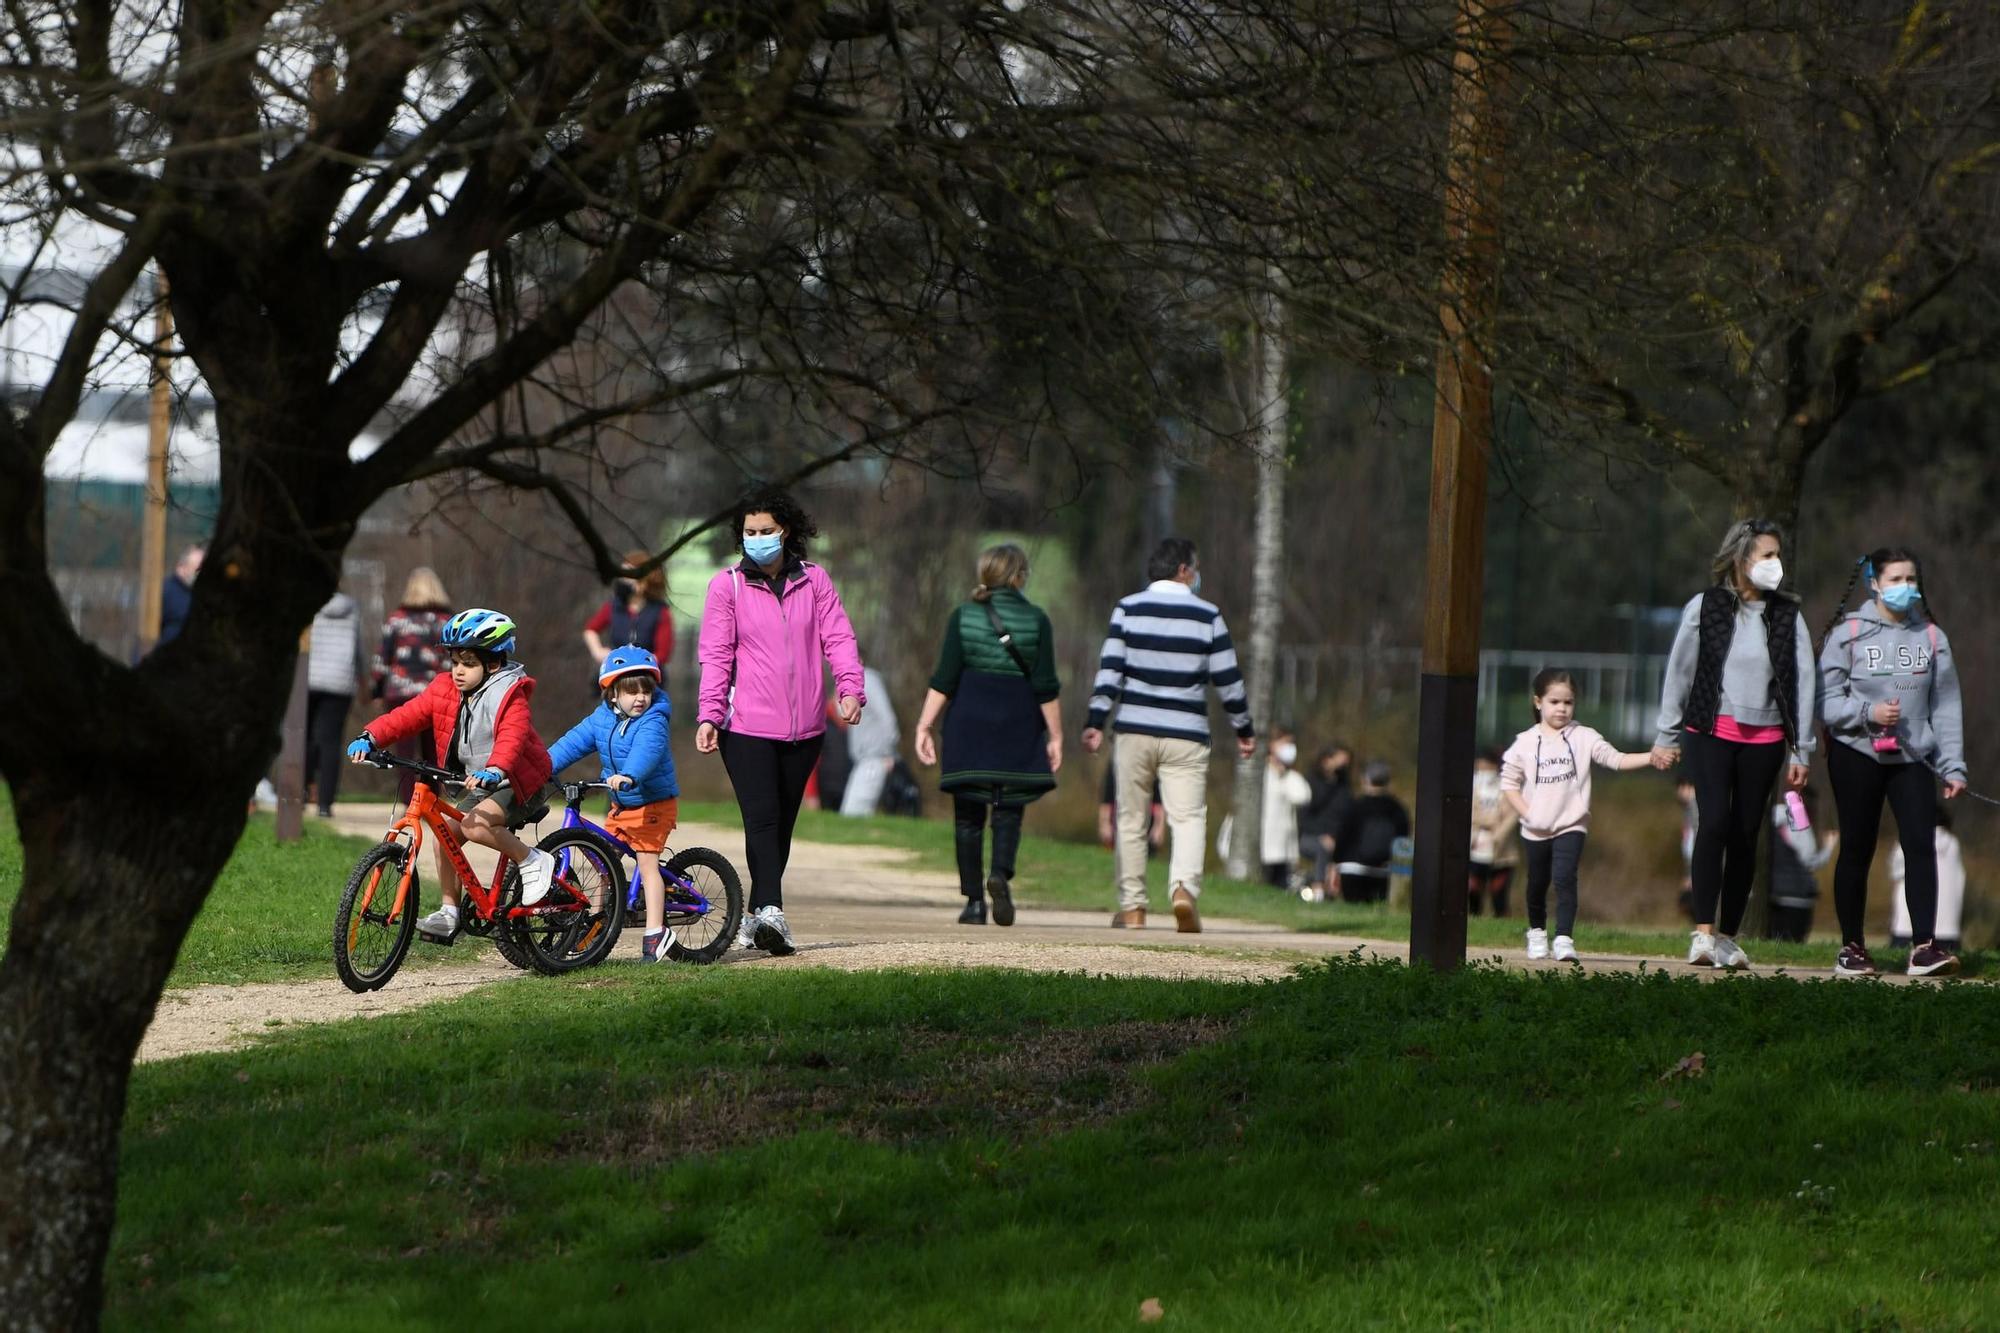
1818, 545, 1937, 650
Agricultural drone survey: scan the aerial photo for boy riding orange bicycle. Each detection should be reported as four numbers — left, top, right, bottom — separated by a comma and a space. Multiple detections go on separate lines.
347, 607, 556, 943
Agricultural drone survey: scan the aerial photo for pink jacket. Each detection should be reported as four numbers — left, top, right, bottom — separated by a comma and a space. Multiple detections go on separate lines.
1499, 722, 1630, 841
697, 559, 866, 741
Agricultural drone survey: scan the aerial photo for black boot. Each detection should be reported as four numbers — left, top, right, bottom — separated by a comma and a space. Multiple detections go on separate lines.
986, 876, 1015, 927
957, 897, 988, 925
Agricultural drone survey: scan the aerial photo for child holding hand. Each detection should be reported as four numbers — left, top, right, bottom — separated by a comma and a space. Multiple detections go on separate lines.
1501, 669, 1659, 963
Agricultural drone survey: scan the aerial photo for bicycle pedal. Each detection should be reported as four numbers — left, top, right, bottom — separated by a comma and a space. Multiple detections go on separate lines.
416, 927, 457, 946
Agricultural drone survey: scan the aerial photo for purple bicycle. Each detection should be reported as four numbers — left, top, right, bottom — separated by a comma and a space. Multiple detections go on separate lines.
554, 781, 744, 963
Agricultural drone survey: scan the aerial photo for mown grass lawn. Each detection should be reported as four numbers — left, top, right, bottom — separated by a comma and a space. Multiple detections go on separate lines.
111, 959, 2000, 1330
0, 796, 489, 987
677, 802, 1986, 974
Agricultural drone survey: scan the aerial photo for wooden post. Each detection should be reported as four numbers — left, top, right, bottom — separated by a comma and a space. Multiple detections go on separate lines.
1411, 0, 1511, 971
275, 630, 310, 842
136, 273, 173, 654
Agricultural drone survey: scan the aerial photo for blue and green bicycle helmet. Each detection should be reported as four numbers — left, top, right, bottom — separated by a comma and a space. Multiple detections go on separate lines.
440, 607, 517, 655
599, 645, 661, 690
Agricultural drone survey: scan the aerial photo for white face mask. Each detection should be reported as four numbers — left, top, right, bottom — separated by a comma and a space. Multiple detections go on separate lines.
1748, 557, 1784, 592
1274, 741, 1298, 766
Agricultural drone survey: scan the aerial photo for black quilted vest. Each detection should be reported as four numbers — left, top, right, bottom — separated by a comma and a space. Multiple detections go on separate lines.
1683, 586, 1800, 743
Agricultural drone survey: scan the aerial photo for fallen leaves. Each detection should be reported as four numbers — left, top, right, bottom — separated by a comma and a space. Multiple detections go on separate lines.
1139, 1297, 1165, 1323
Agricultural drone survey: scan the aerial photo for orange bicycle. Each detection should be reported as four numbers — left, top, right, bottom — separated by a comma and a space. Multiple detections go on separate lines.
332, 750, 624, 992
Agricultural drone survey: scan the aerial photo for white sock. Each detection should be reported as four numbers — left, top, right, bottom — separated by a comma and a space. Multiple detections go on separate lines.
438, 902, 459, 921
644, 926, 664, 940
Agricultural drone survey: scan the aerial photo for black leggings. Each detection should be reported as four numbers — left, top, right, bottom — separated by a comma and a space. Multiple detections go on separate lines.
719, 731, 825, 912
1682, 731, 1786, 935
1523, 833, 1584, 935
954, 795, 1024, 898
1827, 741, 1939, 946
304, 690, 352, 813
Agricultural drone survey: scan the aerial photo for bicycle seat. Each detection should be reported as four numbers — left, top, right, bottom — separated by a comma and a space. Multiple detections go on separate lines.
508, 801, 551, 831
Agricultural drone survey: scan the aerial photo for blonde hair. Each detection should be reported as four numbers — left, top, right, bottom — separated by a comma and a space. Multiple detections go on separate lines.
971, 543, 1030, 603
1709, 518, 1782, 588
621, 549, 666, 600
400, 566, 450, 612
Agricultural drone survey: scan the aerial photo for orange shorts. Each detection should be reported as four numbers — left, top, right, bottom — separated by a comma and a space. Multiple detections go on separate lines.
604, 797, 678, 854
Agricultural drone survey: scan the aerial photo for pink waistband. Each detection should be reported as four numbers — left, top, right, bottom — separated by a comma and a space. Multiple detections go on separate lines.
1694, 715, 1786, 745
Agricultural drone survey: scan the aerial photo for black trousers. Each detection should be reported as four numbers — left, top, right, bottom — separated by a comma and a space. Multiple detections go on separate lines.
304, 690, 352, 814
1523, 833, 1584, 935
954, 795, 1024, 898
1468, 863, 1514, 917
1682, 731, 1786, 935
719, 731, 825, 911
1827, 741, 1939, 946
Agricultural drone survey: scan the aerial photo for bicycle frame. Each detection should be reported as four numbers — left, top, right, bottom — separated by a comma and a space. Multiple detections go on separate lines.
556, 782, 716, 919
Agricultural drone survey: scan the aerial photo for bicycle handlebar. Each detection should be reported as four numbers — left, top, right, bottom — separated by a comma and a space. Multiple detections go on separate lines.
361, 749, 470, 789
562, 780, 617, 802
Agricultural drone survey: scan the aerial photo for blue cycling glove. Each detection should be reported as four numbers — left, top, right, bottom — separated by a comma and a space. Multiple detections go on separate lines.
471, 767, 505, 789
346, 737, 373, 761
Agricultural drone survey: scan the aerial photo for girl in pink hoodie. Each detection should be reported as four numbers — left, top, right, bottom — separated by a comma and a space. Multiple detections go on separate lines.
1500, 669, 1658, 963
695, 486, 866, 956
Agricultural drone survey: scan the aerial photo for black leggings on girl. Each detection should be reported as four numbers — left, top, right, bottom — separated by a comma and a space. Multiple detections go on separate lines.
1682, 730, 1786, 935
1523, 833, 1584, 936
719, 730, 825, 912
953, 795, 1023, 898
1826, 741, 1938, 945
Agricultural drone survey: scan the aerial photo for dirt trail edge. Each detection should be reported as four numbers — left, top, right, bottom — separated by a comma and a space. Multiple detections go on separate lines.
134, 803, 1901, 1064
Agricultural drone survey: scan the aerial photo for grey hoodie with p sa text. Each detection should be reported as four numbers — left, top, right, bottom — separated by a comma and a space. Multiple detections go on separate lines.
1819, 605, 1967, 781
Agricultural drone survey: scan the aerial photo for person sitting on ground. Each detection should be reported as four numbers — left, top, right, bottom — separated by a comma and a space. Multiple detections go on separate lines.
1260, 727, 1313, 889
547, 647, 681, 962
348, 608, 557, 942
1334, 760, 1410, 903
1298, 743, 1354, 897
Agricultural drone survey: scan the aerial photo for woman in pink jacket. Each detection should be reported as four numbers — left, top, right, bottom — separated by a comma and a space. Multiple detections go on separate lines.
696, 486, 867, 955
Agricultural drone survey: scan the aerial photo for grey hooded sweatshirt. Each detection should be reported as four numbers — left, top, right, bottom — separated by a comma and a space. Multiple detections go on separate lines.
1655, 592, 1818, 766
307, 593, 363, 695
1818, 605, 1966, 780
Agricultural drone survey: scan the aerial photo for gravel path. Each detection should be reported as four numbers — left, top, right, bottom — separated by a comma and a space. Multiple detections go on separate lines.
133, 802, 1922, 1063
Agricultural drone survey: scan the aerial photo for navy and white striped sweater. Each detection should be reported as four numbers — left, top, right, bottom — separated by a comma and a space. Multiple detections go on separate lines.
1086, 581, 1255, 743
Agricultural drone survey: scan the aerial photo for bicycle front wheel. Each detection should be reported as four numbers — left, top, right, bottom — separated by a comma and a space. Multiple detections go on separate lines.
333, 843, 418, 993
662, 847, 744, 964
510, 828, 625, 975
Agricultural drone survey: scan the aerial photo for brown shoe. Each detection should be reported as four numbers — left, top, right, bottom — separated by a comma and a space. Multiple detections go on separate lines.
1110, 908, 1147, 929
1172, 885, 1201, 933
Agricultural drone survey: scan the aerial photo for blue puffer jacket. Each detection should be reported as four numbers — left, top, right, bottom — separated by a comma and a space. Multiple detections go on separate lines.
546, 695, 678, 806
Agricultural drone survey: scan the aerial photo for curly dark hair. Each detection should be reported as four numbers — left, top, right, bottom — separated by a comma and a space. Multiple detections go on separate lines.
732, 484, 819, 562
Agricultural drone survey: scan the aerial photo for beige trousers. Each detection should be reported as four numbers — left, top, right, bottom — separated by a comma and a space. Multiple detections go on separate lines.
1114, 732, 1209, 911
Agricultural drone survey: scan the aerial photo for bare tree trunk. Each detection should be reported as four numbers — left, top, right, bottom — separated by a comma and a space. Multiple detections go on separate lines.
1225, 282, 1287, 882
0, 786, 259, 1331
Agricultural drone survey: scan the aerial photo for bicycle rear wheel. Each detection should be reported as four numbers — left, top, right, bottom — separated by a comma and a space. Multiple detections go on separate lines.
661, 847, 744, 965
333, 844, 418, 993
510, 828, 625, 975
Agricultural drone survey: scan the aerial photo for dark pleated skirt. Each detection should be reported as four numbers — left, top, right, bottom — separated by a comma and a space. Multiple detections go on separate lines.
940, 670, 1055, 806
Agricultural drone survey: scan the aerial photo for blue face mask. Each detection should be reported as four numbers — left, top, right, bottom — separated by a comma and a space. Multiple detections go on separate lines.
743, 533, 784, 565
1881, 583, 1922, 613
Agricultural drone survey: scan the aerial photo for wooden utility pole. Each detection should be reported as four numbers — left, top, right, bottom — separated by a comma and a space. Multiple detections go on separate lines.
136, 273, 173, 654
1410, 0, 1512, 970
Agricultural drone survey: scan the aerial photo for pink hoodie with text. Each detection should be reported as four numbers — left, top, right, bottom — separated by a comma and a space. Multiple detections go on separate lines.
1499, 723, 1632, 841
697, 559, 866, 742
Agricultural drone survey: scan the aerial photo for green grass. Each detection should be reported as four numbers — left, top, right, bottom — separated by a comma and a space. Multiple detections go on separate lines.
109, 960, 2000, 1329
675, 802, 1984, 972
0, 799, 485, 988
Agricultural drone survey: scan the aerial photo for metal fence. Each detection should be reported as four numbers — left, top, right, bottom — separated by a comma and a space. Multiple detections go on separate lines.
1274, 644, 1671, 748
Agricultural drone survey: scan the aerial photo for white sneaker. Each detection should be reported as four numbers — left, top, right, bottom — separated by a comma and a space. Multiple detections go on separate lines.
416, 905, 459, 942
750, 905, 797, 957
1687, 930, 1715, 966
1525, 928, 1549, 960
515, 849, 557, 906
1551, 935, 1579, 963
1711, 936, 1751, 970
733, 911, 760, 952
